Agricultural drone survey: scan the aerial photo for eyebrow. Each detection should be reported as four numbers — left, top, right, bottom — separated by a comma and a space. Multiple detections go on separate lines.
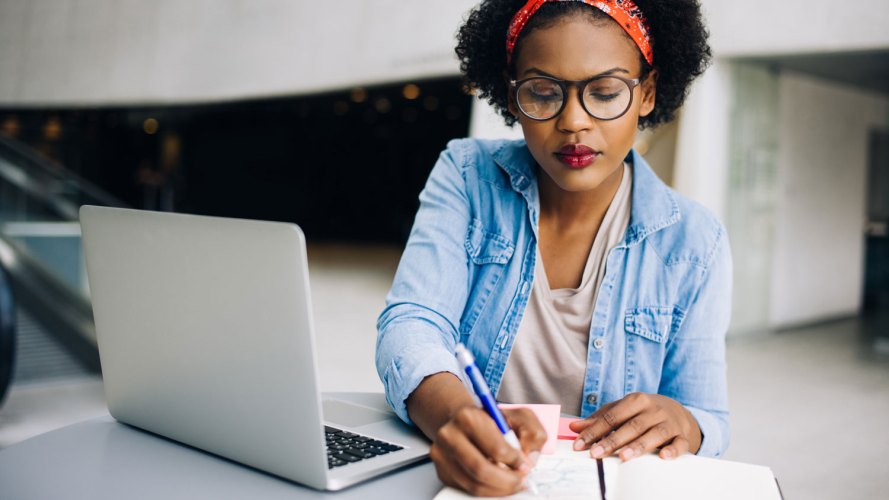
521, 66, 630, 79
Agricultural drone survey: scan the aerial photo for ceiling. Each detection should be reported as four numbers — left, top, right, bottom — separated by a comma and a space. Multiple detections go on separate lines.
741, 49, 889, 97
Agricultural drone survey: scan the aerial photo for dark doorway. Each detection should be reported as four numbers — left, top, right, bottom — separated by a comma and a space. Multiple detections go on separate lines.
864, 130, 889, 320
0, 77, 472, 244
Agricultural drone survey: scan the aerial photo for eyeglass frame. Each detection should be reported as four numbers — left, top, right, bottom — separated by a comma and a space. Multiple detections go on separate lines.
509, 74, 643, 122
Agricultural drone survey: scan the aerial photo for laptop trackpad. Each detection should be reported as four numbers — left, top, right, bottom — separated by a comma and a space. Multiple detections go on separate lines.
323, 399, 392, 429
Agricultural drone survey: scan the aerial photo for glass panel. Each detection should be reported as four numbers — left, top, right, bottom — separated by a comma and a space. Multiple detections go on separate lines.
726, 63, 780, 334
0, 134, 123, 297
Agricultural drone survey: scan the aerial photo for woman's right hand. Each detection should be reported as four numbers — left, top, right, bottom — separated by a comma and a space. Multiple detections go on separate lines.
406, 372, 547, 497
430, 405, 546, 496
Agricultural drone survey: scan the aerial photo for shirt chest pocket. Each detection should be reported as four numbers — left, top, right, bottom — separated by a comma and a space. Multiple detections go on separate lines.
461, 219, 515, 336
465, 218, 514, 265
623, 306, 680, 393
625, 307, 676, 343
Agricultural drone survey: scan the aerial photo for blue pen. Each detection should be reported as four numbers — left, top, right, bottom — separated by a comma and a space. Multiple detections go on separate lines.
455, 343, 538, 494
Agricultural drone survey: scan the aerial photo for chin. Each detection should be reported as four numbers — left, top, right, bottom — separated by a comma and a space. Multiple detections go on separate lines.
554, 176, 608, 193
549, 166, 610, 188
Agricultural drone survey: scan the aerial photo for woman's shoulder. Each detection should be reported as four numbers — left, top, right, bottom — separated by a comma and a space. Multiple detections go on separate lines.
432, 138, 534, 197
668, 190, 728, 265
439, 137, 527, 170
632, 155, 728, 271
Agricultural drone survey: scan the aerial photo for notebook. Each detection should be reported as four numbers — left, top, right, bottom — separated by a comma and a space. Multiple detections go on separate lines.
436, 404, 783, 500
435, 440, 783, 500
79, 205, 430, 491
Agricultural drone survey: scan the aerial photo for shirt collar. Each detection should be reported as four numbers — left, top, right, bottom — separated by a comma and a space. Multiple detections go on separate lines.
492, 140, 680, 246
491, 139, 538, 192
623, 149, 681, 246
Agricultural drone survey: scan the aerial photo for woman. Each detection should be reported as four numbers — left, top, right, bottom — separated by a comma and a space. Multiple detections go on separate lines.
376, 0, 728, 496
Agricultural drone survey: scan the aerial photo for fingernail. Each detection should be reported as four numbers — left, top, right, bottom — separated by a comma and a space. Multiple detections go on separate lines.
661, 449, 673, 459
621, 448, 635, 460
591, 445, 605, 458
573, 438, 585, 451
528, 451, 540, 466
519, 462, 530, 474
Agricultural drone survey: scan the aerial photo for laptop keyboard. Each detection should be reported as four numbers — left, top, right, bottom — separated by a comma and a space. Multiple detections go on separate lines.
324, 425, 404, 469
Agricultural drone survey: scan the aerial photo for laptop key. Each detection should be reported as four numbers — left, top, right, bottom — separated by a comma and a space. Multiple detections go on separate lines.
344, 447, 375, 459
333, 452, 363, 463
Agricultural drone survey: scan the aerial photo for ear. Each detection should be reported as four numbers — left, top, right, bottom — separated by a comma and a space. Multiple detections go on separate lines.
503, 71, 520, 118
638, 68, 658, 118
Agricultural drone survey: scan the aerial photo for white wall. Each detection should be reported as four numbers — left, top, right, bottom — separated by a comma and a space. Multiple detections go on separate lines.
468, 99, 523, 140
0, 0, 477, 107
673, 60, 732, 222
769, 72, 889, 327
701, 0, 889, 56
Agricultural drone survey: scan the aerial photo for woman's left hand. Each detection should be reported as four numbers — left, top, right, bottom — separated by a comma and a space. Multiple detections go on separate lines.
568, 392, 702, 461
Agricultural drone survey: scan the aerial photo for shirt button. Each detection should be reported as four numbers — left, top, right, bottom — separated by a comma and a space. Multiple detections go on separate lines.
520, 281, 530, 295
586, 393, 598, 405
593, 337, 605, 350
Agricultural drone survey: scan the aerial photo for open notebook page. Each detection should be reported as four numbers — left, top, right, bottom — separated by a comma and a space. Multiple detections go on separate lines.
434, 440, 618, 500
616, 453, 782, 500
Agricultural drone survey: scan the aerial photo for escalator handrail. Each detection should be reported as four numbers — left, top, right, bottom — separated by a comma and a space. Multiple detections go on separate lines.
0, 230, 99, 373
0, 134, 126, 216
0, 257, 15, 404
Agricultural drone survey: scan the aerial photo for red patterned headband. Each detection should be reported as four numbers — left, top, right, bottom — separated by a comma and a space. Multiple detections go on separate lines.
506, 0, 654, 66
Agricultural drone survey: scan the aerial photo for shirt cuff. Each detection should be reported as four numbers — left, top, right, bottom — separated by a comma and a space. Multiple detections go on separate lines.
380, 342, 462, 426
686, 405, 728, 458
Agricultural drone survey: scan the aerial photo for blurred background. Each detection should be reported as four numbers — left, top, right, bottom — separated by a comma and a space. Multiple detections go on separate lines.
0, 0, 887, 498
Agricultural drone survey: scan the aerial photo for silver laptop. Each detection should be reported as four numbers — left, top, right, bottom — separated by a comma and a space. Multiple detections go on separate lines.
79, 205, 430, 491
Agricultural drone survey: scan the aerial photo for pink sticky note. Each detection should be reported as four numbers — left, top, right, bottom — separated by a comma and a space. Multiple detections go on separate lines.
498, 403, 561, 454
558, 417, 581, 440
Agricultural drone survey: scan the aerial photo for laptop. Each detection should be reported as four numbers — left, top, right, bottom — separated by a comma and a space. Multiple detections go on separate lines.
79, 205, 430, 491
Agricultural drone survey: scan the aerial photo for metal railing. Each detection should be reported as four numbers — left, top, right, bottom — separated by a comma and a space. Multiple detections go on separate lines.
0, 133, 126, 376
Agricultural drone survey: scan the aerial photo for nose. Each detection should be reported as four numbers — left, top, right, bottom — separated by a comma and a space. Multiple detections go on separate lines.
556, 87, 594, 134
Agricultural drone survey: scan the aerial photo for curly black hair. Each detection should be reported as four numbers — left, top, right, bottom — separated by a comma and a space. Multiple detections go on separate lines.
455, 0, 711, 129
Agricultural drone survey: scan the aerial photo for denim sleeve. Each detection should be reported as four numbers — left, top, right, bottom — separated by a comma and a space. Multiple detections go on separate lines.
376, 140, 472, 425
659, 228, 732, 458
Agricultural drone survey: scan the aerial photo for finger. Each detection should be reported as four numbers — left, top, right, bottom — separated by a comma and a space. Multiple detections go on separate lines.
568, 402, 617, 433
453, 407, 529, 472
617, 423, 677, 461
436, 420, 529, 494
589, 411, 669, 459
504, 408, 548, 456
659, 436, 691, 460
574, 394, 649, 451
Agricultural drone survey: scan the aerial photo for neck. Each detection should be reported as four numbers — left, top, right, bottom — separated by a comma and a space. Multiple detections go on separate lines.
537, 163, 625, 231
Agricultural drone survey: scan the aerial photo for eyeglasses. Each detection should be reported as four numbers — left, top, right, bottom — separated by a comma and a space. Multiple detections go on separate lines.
510, 75, 641, 121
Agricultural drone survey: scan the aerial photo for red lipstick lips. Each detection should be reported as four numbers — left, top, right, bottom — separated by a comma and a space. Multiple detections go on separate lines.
555, 144, 600, 169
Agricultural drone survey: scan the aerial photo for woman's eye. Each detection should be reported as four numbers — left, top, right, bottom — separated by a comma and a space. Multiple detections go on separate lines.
531, 90, 560, 101
589, 92, 620, 102
529, 84, 558, 95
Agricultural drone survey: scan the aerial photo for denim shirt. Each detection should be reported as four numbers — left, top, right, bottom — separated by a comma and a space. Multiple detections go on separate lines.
376, 138, 731, 457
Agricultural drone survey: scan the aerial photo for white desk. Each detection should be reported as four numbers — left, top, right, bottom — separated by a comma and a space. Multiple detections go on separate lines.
0, 393, 442, 499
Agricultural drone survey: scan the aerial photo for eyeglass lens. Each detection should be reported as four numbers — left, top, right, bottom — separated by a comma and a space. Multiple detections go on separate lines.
515, 77, 633, 120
